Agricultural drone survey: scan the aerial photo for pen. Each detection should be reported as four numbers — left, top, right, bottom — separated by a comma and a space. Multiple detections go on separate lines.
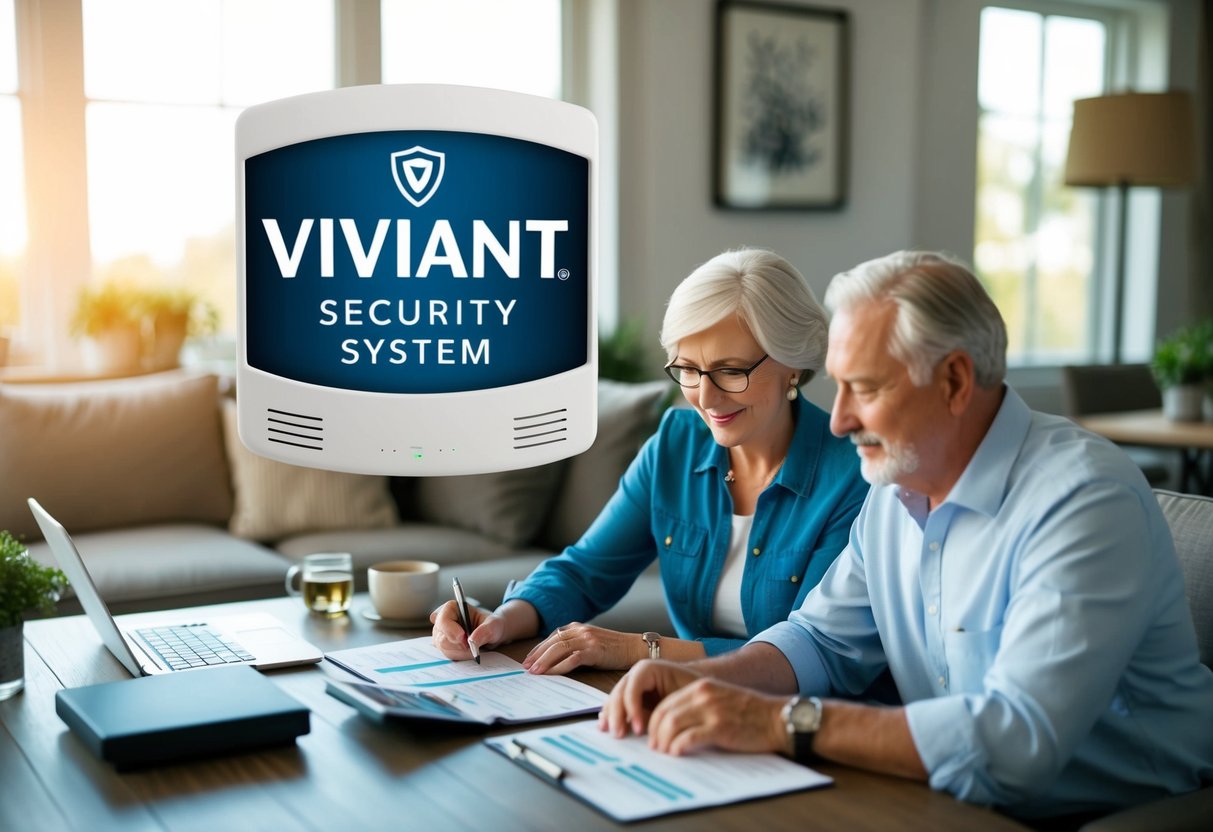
507, 739, 566, 782
452, 576, 480, 664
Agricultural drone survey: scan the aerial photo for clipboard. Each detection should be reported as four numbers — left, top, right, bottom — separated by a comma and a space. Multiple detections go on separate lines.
485, 720, 833, 822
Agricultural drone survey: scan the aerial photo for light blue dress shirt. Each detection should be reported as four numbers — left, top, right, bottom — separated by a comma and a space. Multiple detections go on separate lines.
513, 395, 869, 655
755, 387, 1213, 818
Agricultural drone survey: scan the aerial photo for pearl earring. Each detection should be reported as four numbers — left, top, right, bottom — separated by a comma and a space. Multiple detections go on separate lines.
787, 378, 798, 401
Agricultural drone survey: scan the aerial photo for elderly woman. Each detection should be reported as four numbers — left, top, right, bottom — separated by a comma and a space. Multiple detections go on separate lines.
431, 248, 868, 673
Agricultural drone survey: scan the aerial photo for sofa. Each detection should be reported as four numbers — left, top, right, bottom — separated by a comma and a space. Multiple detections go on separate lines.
0, 370, 675, 634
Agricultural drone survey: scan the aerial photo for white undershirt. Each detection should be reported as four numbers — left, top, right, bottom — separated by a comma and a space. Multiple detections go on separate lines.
712, 513, 754, 638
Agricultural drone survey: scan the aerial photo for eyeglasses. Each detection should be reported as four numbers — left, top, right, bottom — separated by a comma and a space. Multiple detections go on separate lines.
664, 354, 770, 393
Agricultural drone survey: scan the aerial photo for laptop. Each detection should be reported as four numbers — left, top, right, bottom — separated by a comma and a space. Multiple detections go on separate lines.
28, 497, 323, 676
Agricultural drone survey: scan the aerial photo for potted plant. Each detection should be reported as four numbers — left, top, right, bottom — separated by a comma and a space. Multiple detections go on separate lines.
1190, 319, 1213, 421
0, 530, 69, 700
141, 287, 220, 371
70, 281, 146, 374
1151, 324, 1206, 422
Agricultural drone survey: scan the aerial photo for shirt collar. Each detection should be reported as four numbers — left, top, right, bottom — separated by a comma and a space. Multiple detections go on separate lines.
937, 385, 1031, 517
692, 395, 825, 497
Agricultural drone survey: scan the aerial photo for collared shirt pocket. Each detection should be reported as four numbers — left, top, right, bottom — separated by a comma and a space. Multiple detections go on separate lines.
654, 512, 709, 602
944, 625, 1003, 694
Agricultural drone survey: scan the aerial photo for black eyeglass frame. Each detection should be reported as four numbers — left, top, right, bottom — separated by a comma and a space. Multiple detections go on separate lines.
663, 354, 770, 393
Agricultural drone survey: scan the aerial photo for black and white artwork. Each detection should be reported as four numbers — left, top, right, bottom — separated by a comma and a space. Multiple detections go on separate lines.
714, 1, 848, 209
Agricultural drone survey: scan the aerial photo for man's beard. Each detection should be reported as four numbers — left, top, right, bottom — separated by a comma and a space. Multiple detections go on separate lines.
851, 432, 919, 486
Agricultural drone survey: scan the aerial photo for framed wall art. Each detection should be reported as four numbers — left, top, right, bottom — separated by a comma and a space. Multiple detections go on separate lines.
713, 1, 849, 210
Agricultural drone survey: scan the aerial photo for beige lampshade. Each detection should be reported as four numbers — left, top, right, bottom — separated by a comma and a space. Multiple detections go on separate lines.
1064, 91, 1196, 188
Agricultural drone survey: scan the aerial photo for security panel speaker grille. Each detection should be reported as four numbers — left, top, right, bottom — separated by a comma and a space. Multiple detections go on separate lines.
236, 84, 598, 475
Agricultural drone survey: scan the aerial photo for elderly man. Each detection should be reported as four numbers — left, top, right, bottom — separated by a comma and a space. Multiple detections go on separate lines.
600, 251, 1213, 823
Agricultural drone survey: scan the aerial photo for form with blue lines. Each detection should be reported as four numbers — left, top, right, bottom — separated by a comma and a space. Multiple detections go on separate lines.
325, 637, 605, 724
487, 720, 832, 821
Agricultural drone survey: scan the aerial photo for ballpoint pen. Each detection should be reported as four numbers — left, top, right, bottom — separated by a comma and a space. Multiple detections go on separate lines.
506, 739, 566, 782
452, 576, 480, 664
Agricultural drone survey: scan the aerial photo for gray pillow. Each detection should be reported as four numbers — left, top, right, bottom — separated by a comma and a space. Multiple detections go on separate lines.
411, 460, 567, 548
538, 379, 670, 550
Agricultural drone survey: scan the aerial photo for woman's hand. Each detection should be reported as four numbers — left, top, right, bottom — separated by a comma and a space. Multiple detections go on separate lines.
430, 600, 507, 660
522, 622, 648, 674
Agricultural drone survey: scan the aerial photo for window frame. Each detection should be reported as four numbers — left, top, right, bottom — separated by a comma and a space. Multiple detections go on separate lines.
4, 0, 571, 370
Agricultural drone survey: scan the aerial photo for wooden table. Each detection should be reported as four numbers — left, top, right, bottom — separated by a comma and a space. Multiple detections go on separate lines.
2, 595, 1027, 832
1078, 409, 1213, 495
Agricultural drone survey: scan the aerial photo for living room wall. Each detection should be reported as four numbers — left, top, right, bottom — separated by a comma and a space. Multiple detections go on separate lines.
600, 0, 1202, 414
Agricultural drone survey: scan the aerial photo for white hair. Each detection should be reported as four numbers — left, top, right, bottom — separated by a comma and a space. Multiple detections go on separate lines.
659, 248, 828, 385
823, 250, 1007, 387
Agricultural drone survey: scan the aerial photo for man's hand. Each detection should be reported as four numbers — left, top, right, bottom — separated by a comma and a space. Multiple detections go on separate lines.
644, 678, 789, 756
598, 659, 704, 737
523, 622, 646, 675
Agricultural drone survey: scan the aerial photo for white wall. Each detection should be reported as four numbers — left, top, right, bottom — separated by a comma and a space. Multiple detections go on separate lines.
612, 0, 924, 412
602, 0, 1201, 414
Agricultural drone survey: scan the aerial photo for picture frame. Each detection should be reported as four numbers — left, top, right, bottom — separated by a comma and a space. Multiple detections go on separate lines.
713, 1, 849, 210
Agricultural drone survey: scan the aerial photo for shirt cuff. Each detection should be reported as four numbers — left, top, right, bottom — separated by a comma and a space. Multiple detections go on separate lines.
750, 620, 832, 694
904, 694, 987, 802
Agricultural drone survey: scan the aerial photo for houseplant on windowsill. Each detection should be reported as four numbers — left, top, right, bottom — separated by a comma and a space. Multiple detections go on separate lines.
141, 287, 221, 371
70, 281, 146, 375
1150, 324, 1207, 422
0, 530, 69, 700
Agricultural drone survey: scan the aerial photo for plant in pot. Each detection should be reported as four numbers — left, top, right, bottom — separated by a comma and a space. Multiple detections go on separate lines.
1151, 324, 1206, 422
0, 531, 69, 700
70, 281, 146, 374
1191, 319, 1213, 421
141, 287, 221, 371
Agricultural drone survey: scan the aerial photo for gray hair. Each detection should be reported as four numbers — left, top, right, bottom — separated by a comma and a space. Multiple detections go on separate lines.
823, 251, 1007, 387
660, 248, 829, 385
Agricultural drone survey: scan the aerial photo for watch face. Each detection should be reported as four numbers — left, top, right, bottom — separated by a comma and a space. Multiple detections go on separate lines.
790, 698, 821, 733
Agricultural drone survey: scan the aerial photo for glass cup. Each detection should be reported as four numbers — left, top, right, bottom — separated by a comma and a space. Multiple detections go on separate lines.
285, 552, 354, 617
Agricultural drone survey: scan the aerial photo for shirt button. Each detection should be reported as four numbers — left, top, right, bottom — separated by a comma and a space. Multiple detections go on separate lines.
664, 536, 672, 547
938, 676, 946, 687
927, 605, 937, 615
790, 575, 799, 584
929, 541, 940, 552
752, 547, 761, 557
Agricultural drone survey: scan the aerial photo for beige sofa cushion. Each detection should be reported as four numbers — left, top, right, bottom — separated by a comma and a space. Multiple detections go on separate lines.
222, 400, 400, 541
0, 372, 233, 540
538, 379, 670, 550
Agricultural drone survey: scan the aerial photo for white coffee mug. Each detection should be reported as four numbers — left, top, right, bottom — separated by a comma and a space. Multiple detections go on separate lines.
368, 560, 440, 620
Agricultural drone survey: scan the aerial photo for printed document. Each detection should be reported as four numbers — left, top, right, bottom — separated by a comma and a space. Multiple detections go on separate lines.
325, 637, 605, 725
486, 720, 832, 821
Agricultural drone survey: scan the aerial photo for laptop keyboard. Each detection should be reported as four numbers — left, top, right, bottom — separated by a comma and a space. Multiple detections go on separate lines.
134, 623, 256, 671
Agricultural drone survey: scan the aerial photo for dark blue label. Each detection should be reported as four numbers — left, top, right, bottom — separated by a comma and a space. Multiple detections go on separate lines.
244, 130, 590, 394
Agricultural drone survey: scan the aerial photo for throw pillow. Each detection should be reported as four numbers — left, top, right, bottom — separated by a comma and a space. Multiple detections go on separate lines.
0, 372, 233, 540
538, 379, 670, 550
411, 458, 568, 549
222, 400, 400, 541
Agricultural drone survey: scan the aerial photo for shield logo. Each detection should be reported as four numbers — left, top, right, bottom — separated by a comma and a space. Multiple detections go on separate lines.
391, 146, 446, 207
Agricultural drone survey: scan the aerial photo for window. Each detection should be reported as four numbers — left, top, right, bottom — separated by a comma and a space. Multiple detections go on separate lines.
0, 0, 22, 338
82, 0, 335, 347
974, 5, 1110, 366
4, 0, 563, 371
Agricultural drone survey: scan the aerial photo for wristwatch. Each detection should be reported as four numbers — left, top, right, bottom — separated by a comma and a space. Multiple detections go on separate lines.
641, 631, 661, 660
781, 696, 823, 760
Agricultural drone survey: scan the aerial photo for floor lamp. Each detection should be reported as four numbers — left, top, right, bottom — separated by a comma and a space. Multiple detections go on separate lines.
1063, 91, 1196, 364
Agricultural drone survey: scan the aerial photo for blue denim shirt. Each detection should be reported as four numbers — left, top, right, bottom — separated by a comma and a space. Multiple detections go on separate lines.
512, 395, 869, 655
756, 387, 1213, 817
